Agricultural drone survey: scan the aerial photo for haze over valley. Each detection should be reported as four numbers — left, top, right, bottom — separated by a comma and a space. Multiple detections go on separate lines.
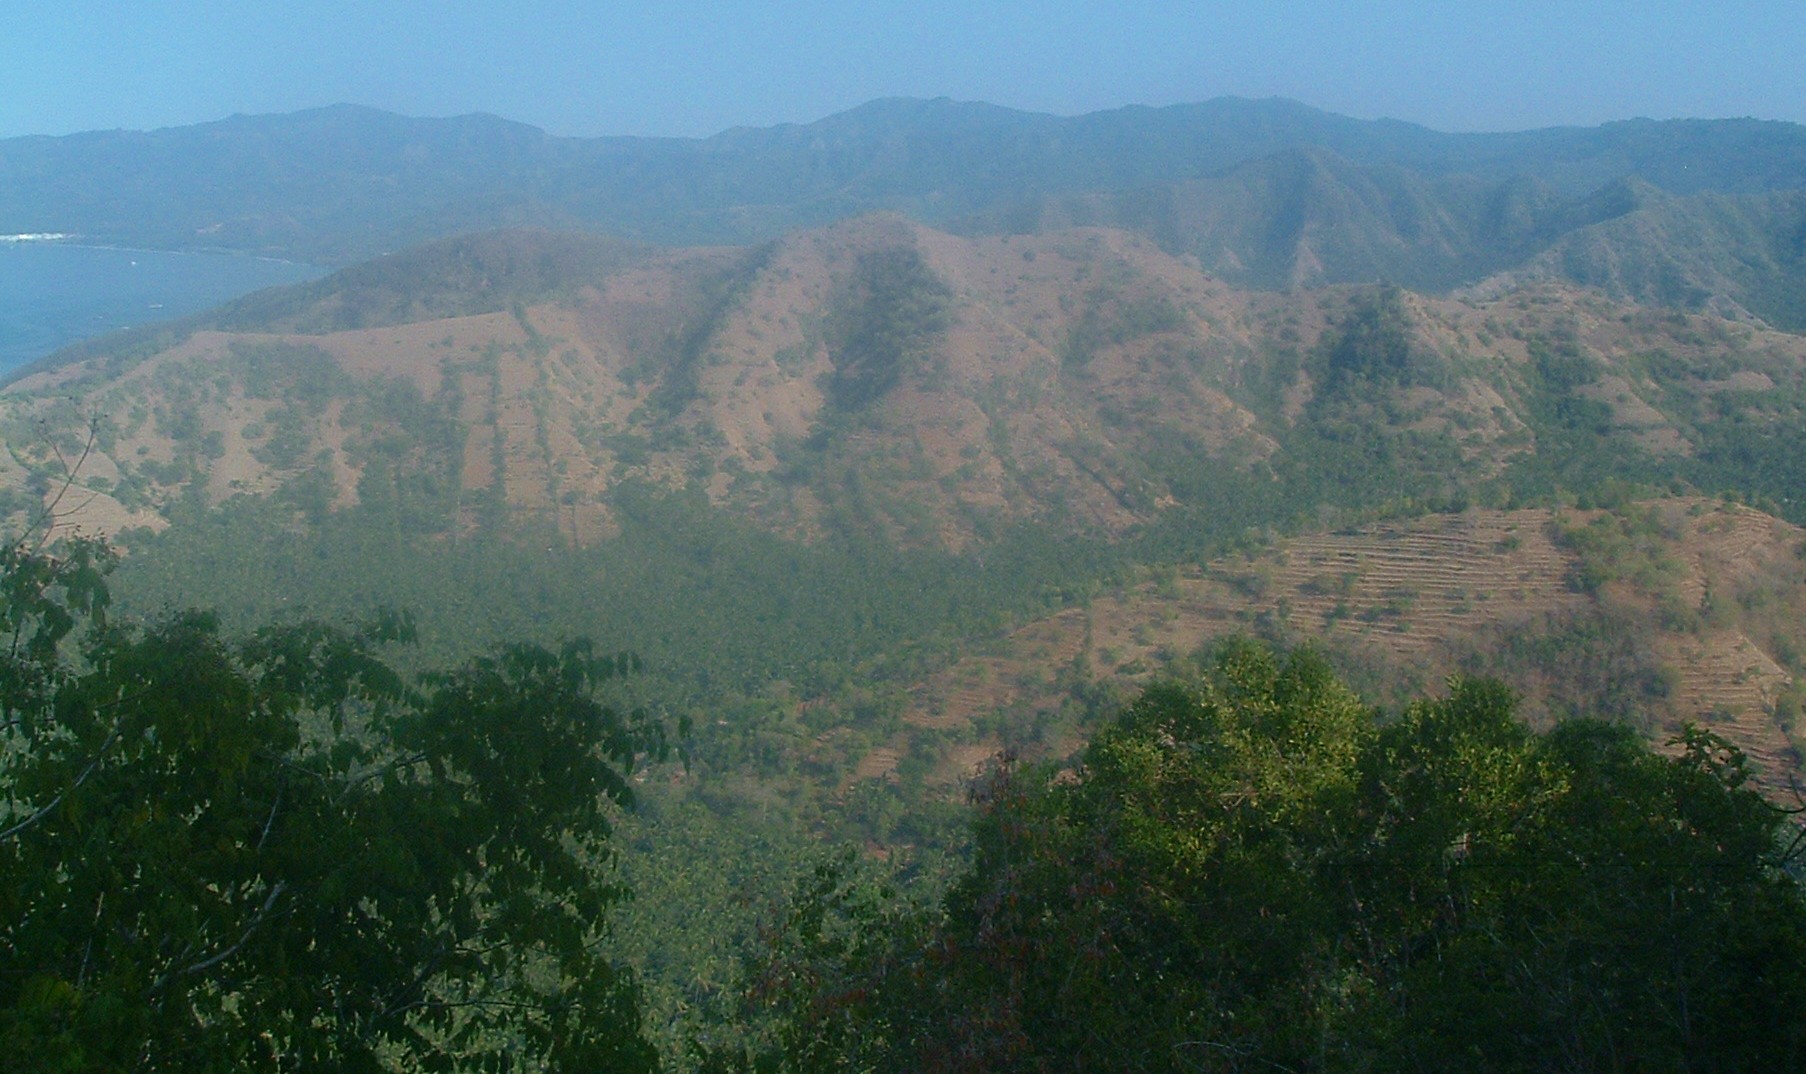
8, 8, 1806, 1067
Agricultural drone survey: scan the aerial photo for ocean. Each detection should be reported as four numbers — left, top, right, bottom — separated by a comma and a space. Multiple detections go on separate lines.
0, 242, 324, 378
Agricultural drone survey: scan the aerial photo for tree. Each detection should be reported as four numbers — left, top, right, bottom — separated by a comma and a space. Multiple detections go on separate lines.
1353, 697, 1806, 1070
919, 641, 1372, 1072
740, 641, 1806, 1073
0, 536, 664, 1072
1323, 285, 1418, 388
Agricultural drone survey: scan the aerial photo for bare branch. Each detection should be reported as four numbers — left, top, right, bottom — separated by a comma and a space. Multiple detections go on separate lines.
256, 779, 285, 851
150, 880, 289, 994
0, 722, 123, 842
22, 415, 101, 552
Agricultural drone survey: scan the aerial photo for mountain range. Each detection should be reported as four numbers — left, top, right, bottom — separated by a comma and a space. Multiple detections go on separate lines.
6, 217, 1802, 547
4, 96, 1806, 797
5, 97, 1806, 326
10, 96, 1806, 1070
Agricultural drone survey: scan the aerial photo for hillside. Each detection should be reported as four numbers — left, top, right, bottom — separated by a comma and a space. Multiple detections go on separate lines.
5, 97, 1805, 274
7, 220, 1806, 830
889, 499, 1806, 797
9, 222, 1806, 1064
7, 221, 1806, 551
957, 148, 1586, 292
964, 155, 1806, 331
1471, 187, 1806, 330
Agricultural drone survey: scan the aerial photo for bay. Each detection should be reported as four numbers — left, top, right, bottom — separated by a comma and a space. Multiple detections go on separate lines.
0, 243, 324, 377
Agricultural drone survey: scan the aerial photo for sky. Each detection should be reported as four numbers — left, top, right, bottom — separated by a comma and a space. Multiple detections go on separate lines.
3, 2, 1802, 141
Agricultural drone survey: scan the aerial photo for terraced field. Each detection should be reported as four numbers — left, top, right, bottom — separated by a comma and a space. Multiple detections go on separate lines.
869, 501, 1806, 798
1644, 502, 1806, 783
1268, 511, 1586, 651
906, 609, 1091, 732
1662, 631, 1795, 777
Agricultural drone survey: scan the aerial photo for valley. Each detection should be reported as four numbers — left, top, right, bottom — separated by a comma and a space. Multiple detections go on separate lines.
7, 96, 1806, 1071
6, 214, 1806, 818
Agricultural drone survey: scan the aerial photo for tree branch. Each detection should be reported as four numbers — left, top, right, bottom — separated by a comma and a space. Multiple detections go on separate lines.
0, 722, 122, 842
149, 880, 288, 994
23, 416, 100, 552
256, 778, 284, 852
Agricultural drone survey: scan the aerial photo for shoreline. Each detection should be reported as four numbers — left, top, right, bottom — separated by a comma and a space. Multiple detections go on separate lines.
0, 244, 327, 377
0, 235, 320, 268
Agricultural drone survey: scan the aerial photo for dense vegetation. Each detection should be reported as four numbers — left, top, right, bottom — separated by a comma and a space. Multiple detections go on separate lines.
1, 536, 671, 1070
64, 255, 1806, 888
12, 534, 1804, 1070
822, 248, 952, 413
730, 642, 1806, 1073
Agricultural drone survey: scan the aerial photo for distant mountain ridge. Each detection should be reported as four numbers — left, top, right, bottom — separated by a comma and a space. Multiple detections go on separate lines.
4, 96, 1804, 275
966, 148, 1806, 330
958, 147, 1581, 292
1472, 187, 1806, 329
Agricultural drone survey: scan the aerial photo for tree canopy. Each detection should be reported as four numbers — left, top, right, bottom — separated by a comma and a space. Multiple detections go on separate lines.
1, 537, 665, 1072
741, 641, 1806, 1073
11, 522, 1806, 1073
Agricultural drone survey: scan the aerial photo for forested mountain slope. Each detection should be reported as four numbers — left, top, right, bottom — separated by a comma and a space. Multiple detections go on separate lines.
1472, 186, 1806, 330
4, 97, 1804, 269
965, 153, 1806, 329
960, 148, 1566, 291
7, 220, 1806, 793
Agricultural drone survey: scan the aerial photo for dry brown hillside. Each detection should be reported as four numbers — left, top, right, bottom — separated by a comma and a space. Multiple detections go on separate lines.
887, 499, 1806, 797
6, 221, 1806, 554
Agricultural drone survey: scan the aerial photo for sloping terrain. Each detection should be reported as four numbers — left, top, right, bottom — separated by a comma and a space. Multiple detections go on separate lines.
891, 499, 1806, 796
967, 155, 1806, 332
4, 98, 1804, 268
959, 148, 1592, 292
1470, 187, 1806, 331
7, 223, 1806, 815
8, 222, 1806, 559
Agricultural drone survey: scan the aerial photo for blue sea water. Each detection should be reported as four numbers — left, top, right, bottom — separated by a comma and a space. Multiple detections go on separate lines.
0, 243, 324, 377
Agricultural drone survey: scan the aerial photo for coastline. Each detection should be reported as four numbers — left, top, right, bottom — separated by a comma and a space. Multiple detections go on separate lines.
0, 243, 325, 376
0, 234, 318, 267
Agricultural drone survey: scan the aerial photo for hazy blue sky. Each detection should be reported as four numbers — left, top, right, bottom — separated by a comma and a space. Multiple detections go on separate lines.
3, 2, 1801, 139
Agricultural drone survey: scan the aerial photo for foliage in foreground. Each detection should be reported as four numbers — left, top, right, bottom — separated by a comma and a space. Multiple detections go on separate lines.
741, 641, 1806, 1073
1, 538, 664, 1072
11, 519, 1806, 1073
